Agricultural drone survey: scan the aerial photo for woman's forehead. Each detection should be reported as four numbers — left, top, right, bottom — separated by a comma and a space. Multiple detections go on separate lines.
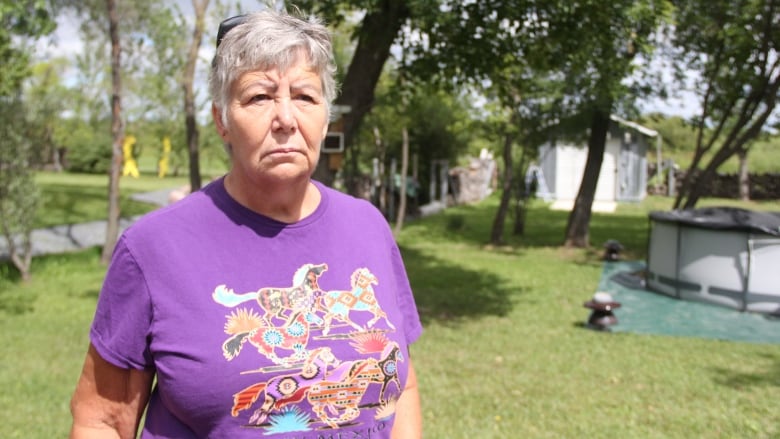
233, 63, 322, 88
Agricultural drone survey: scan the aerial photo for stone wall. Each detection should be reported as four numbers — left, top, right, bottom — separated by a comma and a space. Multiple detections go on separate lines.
648, 165, 780, 200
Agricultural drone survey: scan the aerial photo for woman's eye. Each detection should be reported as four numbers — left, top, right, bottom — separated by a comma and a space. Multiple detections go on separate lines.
296, 94, 316, 103
250, 94, 270, 103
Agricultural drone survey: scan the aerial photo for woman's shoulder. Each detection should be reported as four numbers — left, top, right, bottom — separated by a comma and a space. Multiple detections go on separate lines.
123, 180, 225, 240
318, 183, 392, 230
317, 181, 381, 216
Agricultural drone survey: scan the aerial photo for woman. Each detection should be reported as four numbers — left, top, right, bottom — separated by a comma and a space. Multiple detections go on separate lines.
70, 9, 422, 438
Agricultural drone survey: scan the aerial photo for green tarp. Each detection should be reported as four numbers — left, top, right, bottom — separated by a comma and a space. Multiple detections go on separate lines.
596, 261, 780, 344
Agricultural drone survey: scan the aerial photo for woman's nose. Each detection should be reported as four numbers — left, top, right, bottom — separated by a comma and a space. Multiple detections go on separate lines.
272, 98, 296, 131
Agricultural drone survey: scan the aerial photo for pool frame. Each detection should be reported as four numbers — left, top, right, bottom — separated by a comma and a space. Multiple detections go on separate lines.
646, 217, 780, 314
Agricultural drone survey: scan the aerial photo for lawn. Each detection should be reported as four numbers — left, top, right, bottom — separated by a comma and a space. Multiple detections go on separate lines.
1, 173, 779, 438
399, 198, 780, 438
32, 172, 191, 229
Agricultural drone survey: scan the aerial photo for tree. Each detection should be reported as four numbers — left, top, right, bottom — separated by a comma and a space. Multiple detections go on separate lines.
62, 0, 163, 262
393, 127, 409, 234
102, 0, 123, 264
135, 5, 188, 176
343, 64, 476, 216
25, 60, 70, 170
401, 1, 541, 244
0, 97, 40, 282
183, 0, 210, 191
297, 1, 413, 185
533, 0, 671, 247
490, 116, 518, 245
52, 21, 113, 173
670, 0, 780, 208
402, 1, 609, 245
0, 0, 56, 280
296, 1, 667, 250
294, 1, 541, 221
0, 1, 56, 95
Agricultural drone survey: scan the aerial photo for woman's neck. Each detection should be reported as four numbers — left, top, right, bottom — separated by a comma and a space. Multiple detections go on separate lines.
223, 173, 321, 223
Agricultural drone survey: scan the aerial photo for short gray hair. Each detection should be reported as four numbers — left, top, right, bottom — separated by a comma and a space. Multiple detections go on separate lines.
209, 9, 337, 125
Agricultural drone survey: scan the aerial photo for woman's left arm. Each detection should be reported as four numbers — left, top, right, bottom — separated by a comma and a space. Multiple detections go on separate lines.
392, 358, 422, 438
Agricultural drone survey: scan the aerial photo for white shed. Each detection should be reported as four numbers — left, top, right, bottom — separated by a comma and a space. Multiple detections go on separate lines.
533, 115, 658, 205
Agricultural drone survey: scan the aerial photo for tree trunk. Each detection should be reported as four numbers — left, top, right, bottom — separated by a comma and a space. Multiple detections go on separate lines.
513, 150, 530, 236
394, 127, 409, 234
329, 0, 409, 190
101, 0, 123, 265
564, 108, 610, 248
11, 240, 33, 283
490, 131, 514, 245
513, 194, 527, 236
1, 224, 33, 282
738, 150, 750, 201
183, 0, 209, 192
372, 127, 387, 214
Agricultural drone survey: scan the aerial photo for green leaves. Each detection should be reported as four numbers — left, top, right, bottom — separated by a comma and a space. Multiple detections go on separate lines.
669, 0, 780, 207
0, 96, 40, 280
0, 0, 56, 96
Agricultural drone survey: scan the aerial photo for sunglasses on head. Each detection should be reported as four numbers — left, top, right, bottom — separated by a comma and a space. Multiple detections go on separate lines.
216, 14, 247, 48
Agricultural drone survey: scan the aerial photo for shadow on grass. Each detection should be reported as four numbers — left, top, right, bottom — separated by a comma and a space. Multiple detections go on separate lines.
36, 183, 156, 229
0, 263, 37, 315
0, 247, 104, 315
517, 206, 652, 257
0, 288, 36, 314
400, 245, 518, 326
710, 351, 780, 389
407, 198, 653, 259
76, 288, 101, 300
38, 183, 106, 227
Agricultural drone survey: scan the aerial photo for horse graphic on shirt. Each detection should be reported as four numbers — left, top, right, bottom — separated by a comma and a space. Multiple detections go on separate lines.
230, 346, 341, 425
319, 268, 396, 336
306, 341, 404, 428
221, 309, 312, 366
212, 263, 327, 324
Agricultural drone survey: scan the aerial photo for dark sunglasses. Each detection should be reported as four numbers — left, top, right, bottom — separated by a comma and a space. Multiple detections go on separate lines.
216, 14, 247, 48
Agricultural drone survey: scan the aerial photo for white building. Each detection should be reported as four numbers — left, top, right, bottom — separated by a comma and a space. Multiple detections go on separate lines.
533, 115, 659, 208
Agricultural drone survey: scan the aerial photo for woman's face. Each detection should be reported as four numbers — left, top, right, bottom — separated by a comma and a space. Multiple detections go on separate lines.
215, 57, 328, 187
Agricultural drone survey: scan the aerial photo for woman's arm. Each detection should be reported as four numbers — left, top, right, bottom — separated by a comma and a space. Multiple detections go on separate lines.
392, 358, 422, 439
70, 343, 154, 439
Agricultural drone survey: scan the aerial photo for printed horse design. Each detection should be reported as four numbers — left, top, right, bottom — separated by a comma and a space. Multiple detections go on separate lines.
212, 263, 328, 323
230, 347, 340, 425
306, 341, 405, 428
222, 310, 312, 366
319, 268, 396, 336
343, 342, 403, 401
306, 375, 369, 428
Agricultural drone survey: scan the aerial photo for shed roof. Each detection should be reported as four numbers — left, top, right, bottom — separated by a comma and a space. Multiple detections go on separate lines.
610, 115, 659, 138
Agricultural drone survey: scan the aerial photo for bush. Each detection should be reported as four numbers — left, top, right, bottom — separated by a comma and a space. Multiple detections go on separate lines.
55, 116, 113, 174
63, 133, 113, 174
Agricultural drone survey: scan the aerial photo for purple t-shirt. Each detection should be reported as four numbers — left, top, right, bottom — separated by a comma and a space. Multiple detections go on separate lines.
90, 178, 422, 438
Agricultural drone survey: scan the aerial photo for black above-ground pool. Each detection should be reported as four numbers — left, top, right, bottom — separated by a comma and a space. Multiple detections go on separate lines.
646, 207, 780, 314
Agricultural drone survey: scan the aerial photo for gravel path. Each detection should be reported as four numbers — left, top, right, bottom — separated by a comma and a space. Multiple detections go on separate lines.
0, 188, 174, 261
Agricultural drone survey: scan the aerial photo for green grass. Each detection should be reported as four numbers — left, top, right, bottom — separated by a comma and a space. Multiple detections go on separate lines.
32, 172, 191, 228
398, 197, 780, 438
0, 249, 104, 438
1, 183, 779, 438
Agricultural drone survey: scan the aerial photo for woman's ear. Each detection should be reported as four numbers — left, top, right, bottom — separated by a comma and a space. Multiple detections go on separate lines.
212, 104, 228, 140
321, 119, 329, 139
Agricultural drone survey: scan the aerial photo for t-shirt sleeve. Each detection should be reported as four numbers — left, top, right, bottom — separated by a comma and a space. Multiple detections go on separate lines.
390, 243, 423, 345
90, 235, 154, 370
